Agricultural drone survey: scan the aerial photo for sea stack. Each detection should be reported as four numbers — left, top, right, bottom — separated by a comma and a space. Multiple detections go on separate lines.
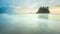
37, 7, 50, 13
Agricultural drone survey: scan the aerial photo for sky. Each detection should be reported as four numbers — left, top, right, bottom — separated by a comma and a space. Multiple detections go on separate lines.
0, 0, 60, 13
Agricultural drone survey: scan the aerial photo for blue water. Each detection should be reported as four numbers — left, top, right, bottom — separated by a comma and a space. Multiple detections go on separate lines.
0, 14, 60, 34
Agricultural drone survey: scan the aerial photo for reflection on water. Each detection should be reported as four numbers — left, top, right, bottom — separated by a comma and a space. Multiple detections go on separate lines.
0, 14, 60, 34
38, 14, 48, 19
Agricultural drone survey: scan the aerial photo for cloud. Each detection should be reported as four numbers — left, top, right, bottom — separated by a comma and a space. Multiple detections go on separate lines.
50, 0, 56, 4
30, 3, 38, 8
49, 0, 60, 6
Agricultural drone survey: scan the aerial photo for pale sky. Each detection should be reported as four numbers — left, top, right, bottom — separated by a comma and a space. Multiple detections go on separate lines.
1, 0, 60, 13
12, 0, 60, 7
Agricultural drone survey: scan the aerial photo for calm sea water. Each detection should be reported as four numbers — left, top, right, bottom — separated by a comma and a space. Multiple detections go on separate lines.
0, 14, 60, 34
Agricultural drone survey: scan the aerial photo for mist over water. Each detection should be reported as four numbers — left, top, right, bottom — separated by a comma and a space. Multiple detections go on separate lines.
0, 14, 60, 34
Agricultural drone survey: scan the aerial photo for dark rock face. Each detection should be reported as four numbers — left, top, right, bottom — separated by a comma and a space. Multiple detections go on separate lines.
37, 7, 50, 13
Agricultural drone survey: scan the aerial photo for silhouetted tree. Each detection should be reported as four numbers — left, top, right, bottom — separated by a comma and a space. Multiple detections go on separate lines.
37, 7, 50, 13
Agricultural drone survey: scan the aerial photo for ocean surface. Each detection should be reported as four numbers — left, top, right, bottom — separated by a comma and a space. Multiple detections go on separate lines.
0, 14, 60, 34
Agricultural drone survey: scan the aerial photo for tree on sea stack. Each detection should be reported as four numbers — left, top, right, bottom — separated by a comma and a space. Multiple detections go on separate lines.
36, 7, 50, 13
